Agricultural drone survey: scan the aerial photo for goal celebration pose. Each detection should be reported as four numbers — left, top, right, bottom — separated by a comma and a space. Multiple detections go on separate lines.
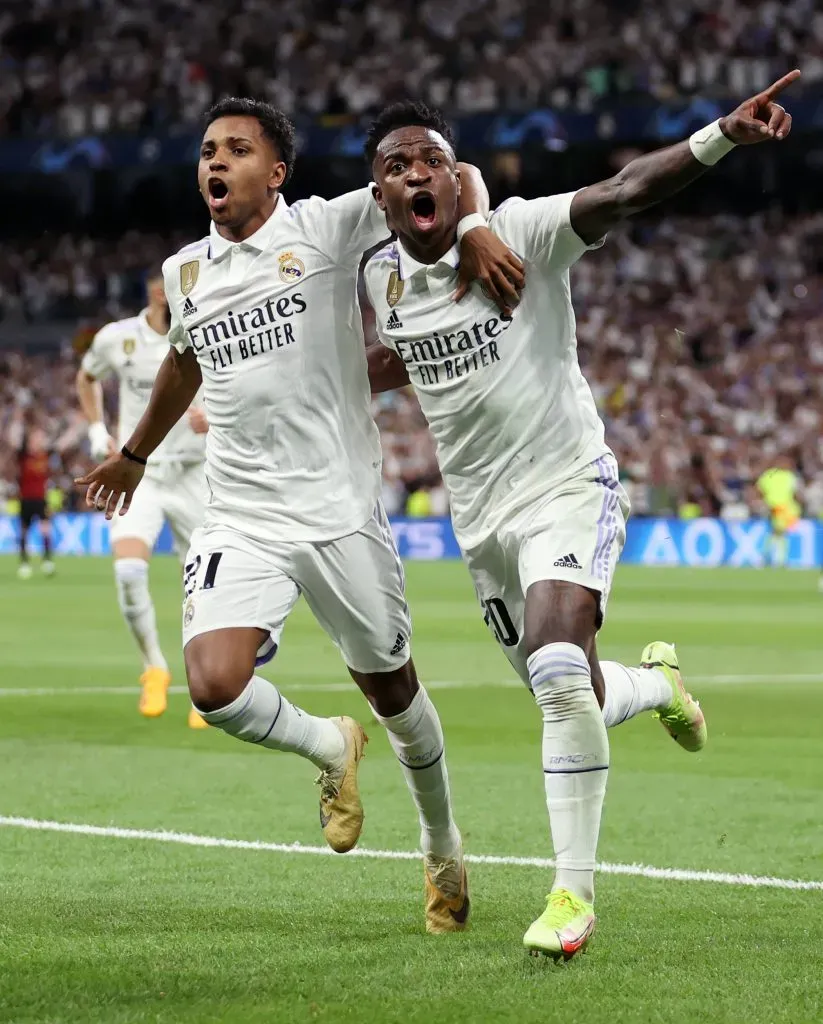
364, 75, 796, 957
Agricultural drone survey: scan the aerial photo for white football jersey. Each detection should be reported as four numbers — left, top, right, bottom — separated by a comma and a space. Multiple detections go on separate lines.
164, 189, 389, 544
364, 191, 612, 550
81, 309, 206, 473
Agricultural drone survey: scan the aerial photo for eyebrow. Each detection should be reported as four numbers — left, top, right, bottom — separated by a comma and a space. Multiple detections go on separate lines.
382, 142, 445, 163
201, 135, 255, 149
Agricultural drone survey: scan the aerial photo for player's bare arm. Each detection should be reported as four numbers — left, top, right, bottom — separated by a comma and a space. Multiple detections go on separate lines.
570, 70, 799, 244
76, 346, 202, 518
367, 342, 410, 394
454, 163, 525, 313
76, 367, 116, 459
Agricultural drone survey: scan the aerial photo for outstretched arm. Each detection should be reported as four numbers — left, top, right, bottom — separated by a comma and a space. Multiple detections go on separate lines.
571, 70, 799, 244
367, 343, 410, 395
75, 347, 202, 517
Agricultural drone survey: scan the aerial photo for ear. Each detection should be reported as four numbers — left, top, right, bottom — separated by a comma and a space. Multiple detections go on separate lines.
372, 182, 387, 213
455, 166, 461, 199
268, 161, 288, 192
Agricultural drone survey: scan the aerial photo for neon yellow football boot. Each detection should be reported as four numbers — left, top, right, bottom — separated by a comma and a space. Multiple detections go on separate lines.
187, 708, 209, 730
641, 641, 707, 752
315, 716, 368, 853
523, 888, 596, 960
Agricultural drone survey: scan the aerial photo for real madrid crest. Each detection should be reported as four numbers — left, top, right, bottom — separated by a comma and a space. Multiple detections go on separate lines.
278, 251, 305, 283
386, 270, 404, 308
180, 260, 200, 296
122, 338, 136, 356
184, 597, 195, 627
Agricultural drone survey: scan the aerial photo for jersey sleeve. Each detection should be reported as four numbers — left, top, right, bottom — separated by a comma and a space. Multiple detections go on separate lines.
80, 325, 116, 380
362, 258, 392, 350
490, 191, 602, 271
299, 188, 389, 264
163, 257, 188, 353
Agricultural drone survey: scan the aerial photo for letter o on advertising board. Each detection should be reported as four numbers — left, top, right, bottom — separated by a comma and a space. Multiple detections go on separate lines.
681, 518, 725, 567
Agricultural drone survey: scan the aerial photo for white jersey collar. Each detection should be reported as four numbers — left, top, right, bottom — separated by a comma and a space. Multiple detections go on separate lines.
208, 195, 289, 260
138, 308, 168, 341
397, 239, 460, 281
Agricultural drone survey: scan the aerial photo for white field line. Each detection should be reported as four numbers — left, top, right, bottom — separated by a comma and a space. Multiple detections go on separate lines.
0, 674, 822, 698
1, 815, 820, 892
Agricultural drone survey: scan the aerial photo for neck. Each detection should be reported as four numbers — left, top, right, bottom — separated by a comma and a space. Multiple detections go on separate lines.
397, 227, 457, 266
216, 194, 279, 243
145, 303, 168, 334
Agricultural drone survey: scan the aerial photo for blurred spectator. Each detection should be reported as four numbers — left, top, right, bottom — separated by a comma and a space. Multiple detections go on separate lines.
1, 0, 823, 139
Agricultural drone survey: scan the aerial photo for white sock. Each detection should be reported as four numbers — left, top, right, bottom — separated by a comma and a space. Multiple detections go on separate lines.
600, 662, 672, 727
373, 686, 460, 860
195, 675, 345, 770
114, 558, 167, 671
529, 642, 609, 905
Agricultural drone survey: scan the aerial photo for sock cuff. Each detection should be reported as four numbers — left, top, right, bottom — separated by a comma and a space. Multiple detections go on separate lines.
196, 675, 261, 724
114, 557, 149, 580
373, 683, 429, 731
527, 642, 590, 682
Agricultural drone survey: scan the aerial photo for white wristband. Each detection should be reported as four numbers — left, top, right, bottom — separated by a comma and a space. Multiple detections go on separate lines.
456, 213, 487, 241
689, 119, 736, 166
88, 421, 111, 458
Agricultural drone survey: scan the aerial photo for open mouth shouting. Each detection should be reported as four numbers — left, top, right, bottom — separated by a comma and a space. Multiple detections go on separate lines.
207, 176, 230, 213
410, 190, 437, 232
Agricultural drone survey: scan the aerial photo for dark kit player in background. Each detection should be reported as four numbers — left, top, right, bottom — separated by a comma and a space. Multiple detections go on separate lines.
16, 424, 55, 579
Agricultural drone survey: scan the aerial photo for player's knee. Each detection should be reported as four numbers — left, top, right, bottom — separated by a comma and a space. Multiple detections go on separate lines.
523, 581, 599, 658
351, 661, 418, 717
114, 558, 151, 615
185, 641, 252, 712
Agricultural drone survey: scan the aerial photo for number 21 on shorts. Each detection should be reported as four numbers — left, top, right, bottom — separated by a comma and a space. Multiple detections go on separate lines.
183, 551, 222, 598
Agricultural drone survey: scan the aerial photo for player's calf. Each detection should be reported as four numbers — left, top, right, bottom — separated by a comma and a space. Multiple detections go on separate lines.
353, 660, 466, 930
522, 580, 608, 950
186, 629, 366, 851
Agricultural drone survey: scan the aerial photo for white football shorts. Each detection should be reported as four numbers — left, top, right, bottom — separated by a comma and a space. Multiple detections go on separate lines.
181, 503, 411, 675
109, 462, 207, 556
462, 454, 630, 685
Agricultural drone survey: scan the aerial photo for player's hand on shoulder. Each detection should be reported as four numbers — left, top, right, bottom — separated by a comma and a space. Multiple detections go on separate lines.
720, 69, 799, 144
75, 453, 144, 520
187, 406, 209, 435
454, 226, 525, 317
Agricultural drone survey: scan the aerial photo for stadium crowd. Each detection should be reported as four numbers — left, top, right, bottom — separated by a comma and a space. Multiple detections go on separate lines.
2, 210, 822, 519
1, 0, 822, 137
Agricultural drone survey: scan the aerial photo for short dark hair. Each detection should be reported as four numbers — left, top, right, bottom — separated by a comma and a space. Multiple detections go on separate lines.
365, 100, 455, 165
204, 97, 297, 183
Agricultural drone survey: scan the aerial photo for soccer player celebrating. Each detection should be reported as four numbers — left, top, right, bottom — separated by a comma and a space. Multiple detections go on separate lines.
363, 76, 798, 958
14, 424, 55, 579
76, 98, 521, 933
77, 268, 210, 729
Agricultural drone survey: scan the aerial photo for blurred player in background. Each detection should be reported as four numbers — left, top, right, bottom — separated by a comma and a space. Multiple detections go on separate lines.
14, 422, 55, 579
365, 78, 795, 958
76, 98, 521, 933
76, 268, 209, 729
756, 454, 801, 568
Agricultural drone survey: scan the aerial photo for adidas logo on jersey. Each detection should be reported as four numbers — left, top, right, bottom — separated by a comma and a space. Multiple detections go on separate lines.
183, 296, 198, 318
390, 632, 408, 656
385, 309, 403, 330
553, 553, 582, 569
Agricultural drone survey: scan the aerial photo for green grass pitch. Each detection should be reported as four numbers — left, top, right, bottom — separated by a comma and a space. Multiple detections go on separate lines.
1, 555, 822, 1024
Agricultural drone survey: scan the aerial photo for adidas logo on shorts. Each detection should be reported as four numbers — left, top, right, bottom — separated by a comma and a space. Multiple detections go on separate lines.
183, 296, 198, 318
390, 632, 408, 656
385, 309, 403, 330
553, 552, 582, 569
